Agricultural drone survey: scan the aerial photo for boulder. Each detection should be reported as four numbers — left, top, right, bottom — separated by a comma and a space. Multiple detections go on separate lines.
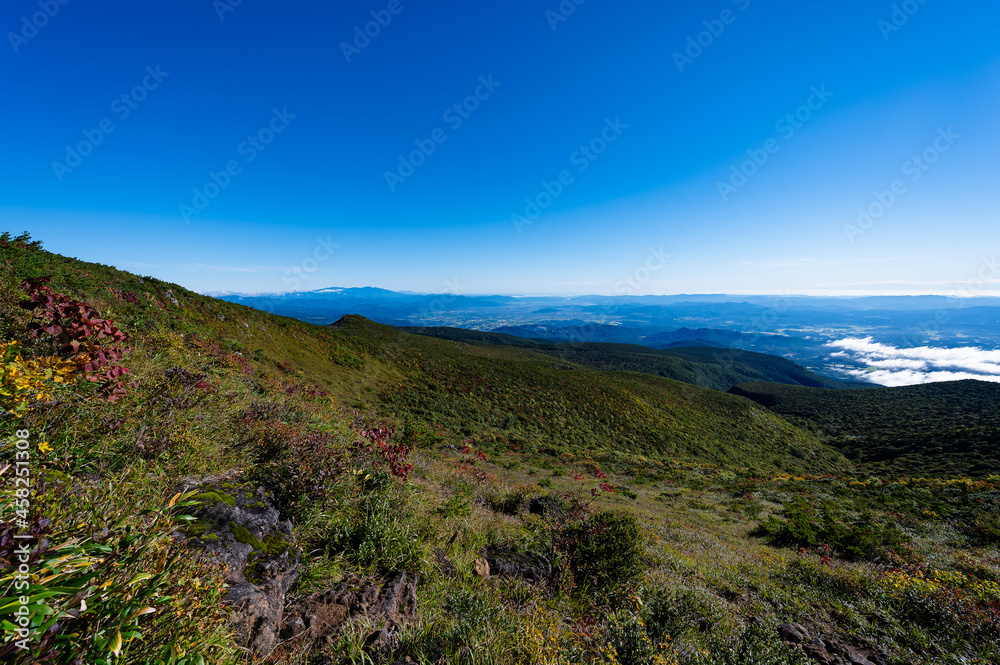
485, 549, 553, 585
175, 477, 298, 656
846, 652, 873, 665
803, 638, 831, 665
823, 637, 851, 656
777, 622, 809, 644
527, 496, 567, 523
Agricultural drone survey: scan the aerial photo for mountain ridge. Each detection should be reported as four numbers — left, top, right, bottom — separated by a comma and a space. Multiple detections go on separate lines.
5, 237, 1000, 665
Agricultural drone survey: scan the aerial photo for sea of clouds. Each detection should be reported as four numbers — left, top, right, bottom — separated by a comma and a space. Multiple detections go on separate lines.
827, 337, 1000, 387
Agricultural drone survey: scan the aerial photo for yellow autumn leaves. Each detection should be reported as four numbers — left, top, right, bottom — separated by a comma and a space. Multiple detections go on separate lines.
883, 568, 1000, 603
1, 340, 89, 414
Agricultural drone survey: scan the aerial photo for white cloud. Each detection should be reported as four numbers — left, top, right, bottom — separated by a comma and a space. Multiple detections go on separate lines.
827, 337, 1000, 386
866, 357, 928, 370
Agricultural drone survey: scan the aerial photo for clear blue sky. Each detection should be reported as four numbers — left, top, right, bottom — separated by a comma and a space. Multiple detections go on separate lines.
3, 0, 999, 295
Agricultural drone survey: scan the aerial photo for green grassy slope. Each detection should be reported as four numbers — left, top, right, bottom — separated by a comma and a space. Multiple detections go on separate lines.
401, 326, 864, 391
730, 380, 1000, 476
350, 319, 850, 475
5, 238, 999, 665
1, 241, 846, 477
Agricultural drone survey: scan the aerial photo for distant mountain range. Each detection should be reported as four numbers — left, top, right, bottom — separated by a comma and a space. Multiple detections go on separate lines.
217, 286, 1000, 311
218, 286, 1000, 386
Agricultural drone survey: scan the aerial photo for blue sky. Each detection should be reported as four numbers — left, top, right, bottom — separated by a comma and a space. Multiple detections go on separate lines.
2, 0, 999, 295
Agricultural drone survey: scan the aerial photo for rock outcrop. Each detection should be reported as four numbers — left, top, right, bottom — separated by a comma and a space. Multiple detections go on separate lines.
279, 572, 418, 656
175, 477, 298, 656
484, 548, 554, 585
175, 477, 420, 659
776, 623, 888, 665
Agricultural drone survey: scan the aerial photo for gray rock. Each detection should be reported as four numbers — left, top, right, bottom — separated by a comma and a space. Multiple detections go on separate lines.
377, 571, 419, 625
847, 652, 873, 665
823, 637, 851, 656
486, 549, 553, 585
364, 622, 400, 659
279, 571, 418, 649
174, 478, 298, 656
174, 478, 421, 660
777, 622, 809, 644
803, 638, 831, 665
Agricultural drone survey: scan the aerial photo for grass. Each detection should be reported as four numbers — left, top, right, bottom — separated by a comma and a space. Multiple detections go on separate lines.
1, 235, 998, 664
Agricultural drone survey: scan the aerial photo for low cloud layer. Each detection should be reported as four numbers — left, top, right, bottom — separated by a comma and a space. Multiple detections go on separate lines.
827, 337, 1000, 387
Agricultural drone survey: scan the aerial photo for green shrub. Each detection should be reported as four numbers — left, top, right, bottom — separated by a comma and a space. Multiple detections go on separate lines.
643, 587, 726, 641
329, 346, 364, 369
707, 622, 811, 664
401, 419, 443, 448
438, 495, 472, 518
483, 484, 531, 515
754, 496, 912, 561
560, 511, 644, 593
445, 588, 492, 631
968, 511, 1000, 545
602, 610, 659, 665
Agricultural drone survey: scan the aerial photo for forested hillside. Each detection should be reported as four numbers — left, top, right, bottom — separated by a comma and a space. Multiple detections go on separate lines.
731, 381, 1000, 476
402, 326, 865, 392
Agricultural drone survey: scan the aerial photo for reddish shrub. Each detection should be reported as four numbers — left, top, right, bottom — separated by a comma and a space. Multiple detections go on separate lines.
19, 277, 130, 401
355, 423, 413, 480
108, 287, 139, 304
